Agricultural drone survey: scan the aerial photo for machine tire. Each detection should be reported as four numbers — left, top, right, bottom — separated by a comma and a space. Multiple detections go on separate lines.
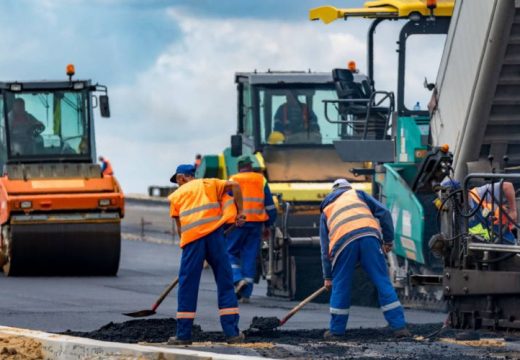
1, 221, 121, 276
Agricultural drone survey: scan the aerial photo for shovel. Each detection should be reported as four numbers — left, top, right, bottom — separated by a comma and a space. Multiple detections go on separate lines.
123, 276, 179, 318
250, 286, 328, 331
124, 226, 236, 318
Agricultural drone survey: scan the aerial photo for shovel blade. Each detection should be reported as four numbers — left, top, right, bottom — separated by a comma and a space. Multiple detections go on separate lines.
123, 309, 156, 318
249, 316, 281, 331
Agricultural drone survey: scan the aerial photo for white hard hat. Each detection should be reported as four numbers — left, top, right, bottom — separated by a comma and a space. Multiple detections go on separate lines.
332, 178, 352, 190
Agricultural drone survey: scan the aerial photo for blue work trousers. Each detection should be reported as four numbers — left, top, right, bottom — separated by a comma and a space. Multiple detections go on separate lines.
176, 227, 239, 340
329, 235, 406, 335
226, 222, 263, 298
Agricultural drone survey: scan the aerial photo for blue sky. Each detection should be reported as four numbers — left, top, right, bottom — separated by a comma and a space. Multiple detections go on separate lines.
0, 0, 442, 193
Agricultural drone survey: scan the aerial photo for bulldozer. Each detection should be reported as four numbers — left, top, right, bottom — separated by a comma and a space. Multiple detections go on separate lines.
0, 65, 124, 276
196, 70, 395, 301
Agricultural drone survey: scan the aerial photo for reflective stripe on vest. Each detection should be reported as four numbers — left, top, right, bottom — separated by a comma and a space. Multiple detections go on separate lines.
323, 189, 381, 255
172, 179, 224, 247
230, 172, 268, 222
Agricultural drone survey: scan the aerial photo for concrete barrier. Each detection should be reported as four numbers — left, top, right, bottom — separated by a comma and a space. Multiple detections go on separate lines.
125, 193, 169, 207
0, 326, 270, 360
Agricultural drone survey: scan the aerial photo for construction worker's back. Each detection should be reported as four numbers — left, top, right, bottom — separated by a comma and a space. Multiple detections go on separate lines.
170, 178, 230, 247
319, 179, 408, 338
100, 157, 113, 176
168, 165, 244, 344
230, 172, 268, 222
323, 188, 381, 254
226, 155, 277, 302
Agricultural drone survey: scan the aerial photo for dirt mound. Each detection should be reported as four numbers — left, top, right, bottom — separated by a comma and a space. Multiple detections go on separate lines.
0, 335, 43, 360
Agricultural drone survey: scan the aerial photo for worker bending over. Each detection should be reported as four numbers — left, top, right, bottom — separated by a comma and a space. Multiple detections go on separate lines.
443, 180, 518, 243
168, 164, 246, 345
227, 155, 277, 302
320, 179, 409, 339
469, 182, 517, 243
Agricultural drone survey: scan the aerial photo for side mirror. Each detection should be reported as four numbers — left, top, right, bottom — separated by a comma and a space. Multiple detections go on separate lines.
231, 135, 243, 157
99, 95, 111, 118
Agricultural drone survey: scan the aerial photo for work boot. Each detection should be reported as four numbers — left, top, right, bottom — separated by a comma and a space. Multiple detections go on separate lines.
323, 330, 343, 340
239, 297, 250, 304
393, 327, 412, 338
226, 332, 245, 344
167, 336, 192, 346
234, 279, 248, 298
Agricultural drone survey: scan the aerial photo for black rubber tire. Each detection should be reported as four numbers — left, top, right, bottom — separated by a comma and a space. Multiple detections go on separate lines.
4, 222, 121, 276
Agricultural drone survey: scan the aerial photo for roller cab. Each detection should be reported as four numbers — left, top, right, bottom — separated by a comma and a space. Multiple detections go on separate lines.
0, 75, 124, 276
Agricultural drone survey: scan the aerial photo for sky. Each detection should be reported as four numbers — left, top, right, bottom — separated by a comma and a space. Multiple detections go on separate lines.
0, 0, 445, 193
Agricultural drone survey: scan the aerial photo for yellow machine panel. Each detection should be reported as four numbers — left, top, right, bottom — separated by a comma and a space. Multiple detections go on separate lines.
310, 0, 454, 24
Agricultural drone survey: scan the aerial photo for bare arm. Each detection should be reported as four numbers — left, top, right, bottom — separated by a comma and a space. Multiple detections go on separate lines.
502, 182, 518, 221
174, 217, 181, 239
224, 180, 245, 226
224, 181, 243, 214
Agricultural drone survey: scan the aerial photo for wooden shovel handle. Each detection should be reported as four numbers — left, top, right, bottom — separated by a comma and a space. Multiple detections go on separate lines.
224, 225, 236, 235
279, 286, 328, 326
151, 276, 179, 311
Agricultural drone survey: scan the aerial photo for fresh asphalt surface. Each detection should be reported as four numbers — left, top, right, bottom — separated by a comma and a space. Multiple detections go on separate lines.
0, 200, 445, 333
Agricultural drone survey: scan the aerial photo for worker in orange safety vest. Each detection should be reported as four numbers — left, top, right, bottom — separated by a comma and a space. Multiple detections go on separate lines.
226, 155, 277, 302
320, 179, 409, 340
98, 156, 113, 176
168, 164, 246, 345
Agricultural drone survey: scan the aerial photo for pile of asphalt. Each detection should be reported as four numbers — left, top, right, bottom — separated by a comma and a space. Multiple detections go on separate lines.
62, 318, 185, 343
62, 319, 520, 360
63, 318, 444, 344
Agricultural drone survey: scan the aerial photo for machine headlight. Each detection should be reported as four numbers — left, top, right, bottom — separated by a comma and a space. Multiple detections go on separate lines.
10, 83, 22, 92
20, 201, 32, 209
73, 82, 85, 90
99, 199, 110, 207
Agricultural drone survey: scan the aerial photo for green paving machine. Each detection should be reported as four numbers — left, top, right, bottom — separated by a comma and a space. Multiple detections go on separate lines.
313, 0, 520, 331
311, 0, 454, 309
196, 70, 387, 301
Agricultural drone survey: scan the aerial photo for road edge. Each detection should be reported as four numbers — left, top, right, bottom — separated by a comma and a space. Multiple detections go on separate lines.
0, 325, 269, 360
125, 194, 169, 207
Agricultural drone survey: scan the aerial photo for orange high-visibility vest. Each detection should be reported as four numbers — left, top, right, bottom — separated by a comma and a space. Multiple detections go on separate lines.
102, 159, 113, 176
230, 172, 268, 222
221, 193, 237, 225
171, 179, 227, 247
323, 189, 381, 255
469, 188, 512, 230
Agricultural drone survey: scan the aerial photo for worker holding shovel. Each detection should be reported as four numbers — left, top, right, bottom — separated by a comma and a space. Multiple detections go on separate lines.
319, 179, 410, 339
168, 164, 246, 345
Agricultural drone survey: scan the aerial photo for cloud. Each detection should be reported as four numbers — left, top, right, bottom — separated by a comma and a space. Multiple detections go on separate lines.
0, 1, 180, 84
0, 1, 444, 194
99, 8, 372, 192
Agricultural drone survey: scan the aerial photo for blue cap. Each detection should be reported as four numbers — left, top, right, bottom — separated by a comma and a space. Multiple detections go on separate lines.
170, 164, 196, 183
